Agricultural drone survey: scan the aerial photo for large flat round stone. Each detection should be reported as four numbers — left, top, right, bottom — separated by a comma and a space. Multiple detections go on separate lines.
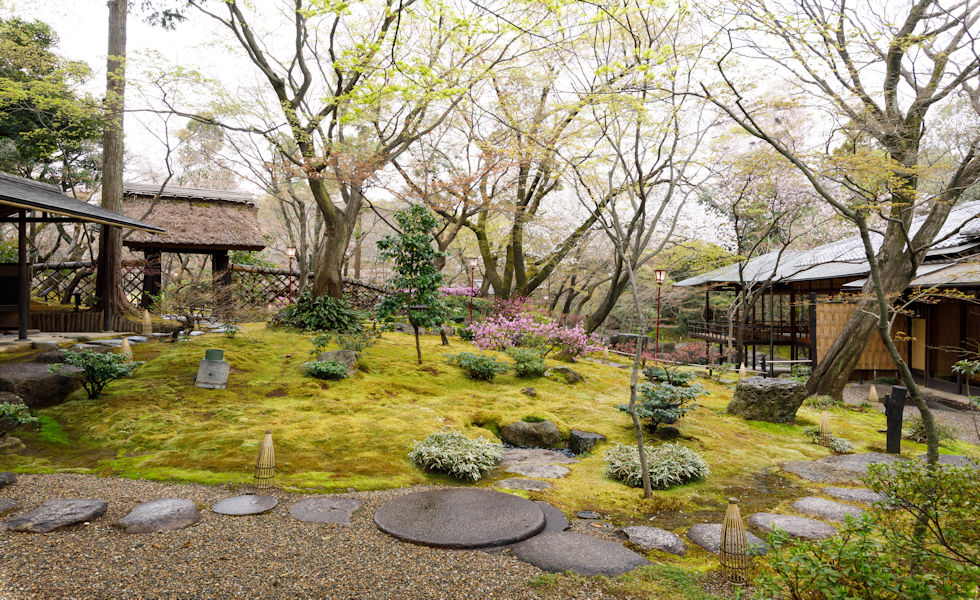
116, 499, 201, 533
2, 498, 107, 533
791, 497, 864, 522
290, 497, 363, 524
822, 487, 887, 505
512, 531, 651, 576
211, 494, 278, 516
748, 513, 837, 540
494, 478, 552, 491
534, 501, 569, 534
686, 523, 769, 555
374, 489, 545, 548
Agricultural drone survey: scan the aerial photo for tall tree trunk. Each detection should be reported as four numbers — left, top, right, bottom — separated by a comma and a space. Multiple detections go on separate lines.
96, 0, 129, 320
312, 215, 353, 298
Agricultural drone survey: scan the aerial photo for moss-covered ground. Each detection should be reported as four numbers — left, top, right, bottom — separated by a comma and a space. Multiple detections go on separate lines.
2, 323, 978, 599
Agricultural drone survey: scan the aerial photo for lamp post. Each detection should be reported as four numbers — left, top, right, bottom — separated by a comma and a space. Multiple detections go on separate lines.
654, 269, 666, 360
468, 257, 479, 324
286, 245, 296, 304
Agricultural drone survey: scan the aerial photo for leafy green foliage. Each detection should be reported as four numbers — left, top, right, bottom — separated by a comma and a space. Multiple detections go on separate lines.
229, 250, 276, 268
408, 432, 503, 481
456, 325, 475, 341
619, 383, 705, 431
0, 401, 37, 436
803, 394, 843, 408
903, 416, 958, 445
643, 366, 694, 386
604, 442, 709, 489
507, 347, 546, 378
802, 426, 855, 454
789, 364, 812, 384
273, 291, 363, 332
0, 239, 15, 263
311, 329, 378, 355
445, 352, 511, 382
49, 350, 142, 399
301, 360, 349, 380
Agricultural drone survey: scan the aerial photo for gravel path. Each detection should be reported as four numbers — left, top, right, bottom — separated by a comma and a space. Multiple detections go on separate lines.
0, 474, 613, 600
843, 383, 980, 445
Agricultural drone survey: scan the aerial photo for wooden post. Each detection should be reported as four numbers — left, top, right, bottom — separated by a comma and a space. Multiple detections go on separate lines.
17, 210, 29, 340
789, 288, 797, 361
809, 292, 818, 369
141, 249, 162, 308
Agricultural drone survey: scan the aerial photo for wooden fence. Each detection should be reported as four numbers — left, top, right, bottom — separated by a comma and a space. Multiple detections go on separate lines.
815, 301, 908, 370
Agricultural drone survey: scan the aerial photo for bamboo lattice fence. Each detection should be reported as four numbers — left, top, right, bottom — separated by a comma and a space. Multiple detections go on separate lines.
816, 301, 908, 370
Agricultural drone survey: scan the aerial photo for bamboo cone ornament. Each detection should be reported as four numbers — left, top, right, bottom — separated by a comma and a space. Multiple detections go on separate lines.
119, 338, 132, 355
869, 385, 880, 404
738, 363, 747, 380
819, 410, 832, 442
142, 309, 153, 335
602, 348, 610, 362
254, 430, 275, 488
719, 498, 751, 584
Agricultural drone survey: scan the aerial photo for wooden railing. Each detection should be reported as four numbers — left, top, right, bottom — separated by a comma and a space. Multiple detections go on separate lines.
688, 320, 809, 343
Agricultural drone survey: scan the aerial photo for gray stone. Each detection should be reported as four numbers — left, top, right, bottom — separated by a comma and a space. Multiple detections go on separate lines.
817, 452, 905, 474
68, 343, 113, 354
918, 454, 979, 468
686, 523, 770, 555
791, 497, 864, 522
35, 350, 67, 363
126, 336, 148, 344
0, 436, 26, 454
116, 498, 201, 533
374, 488, 545, 548
748, 513, 837, 540
822, 487, 887, 505
189, 331, 206, 337
0, 471, 15, 488
0, 497, 18, 515
31, 341, 58, 350
494, 478, 552, 491
506, 464, 570, 479
521, 387, 537, 397
500, 420, 561, 448
211, 494, 278, 516
317, 349, 359, 376
500, 449, 578, 466
534, 501, 570, 534
512, 531, 651, 576
289, 497, 363, 524
545, 366, 584, 384
2, 498, 108, 533
576, 510, 601, 520
569, 429, 606, 455
727, 377, 806, 423
782, 460, 862, 484
0, 363, 82, 408
621, 526, 687, 556
656, 426, 681, 440
89, 339, 123, 347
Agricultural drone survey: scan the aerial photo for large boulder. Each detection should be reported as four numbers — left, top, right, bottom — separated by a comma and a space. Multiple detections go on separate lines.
545, 366, 584, 384
727, 377, 806, 423
317, 349, 359, 376
0, 363, 82, 409
500, 420, 561, 448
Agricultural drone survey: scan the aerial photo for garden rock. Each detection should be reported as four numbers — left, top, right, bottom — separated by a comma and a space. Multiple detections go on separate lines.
317, 349, 359, 376
576, 511, 601, 520
31, 341, 59, 350
727, 377, 806, 423
0, 497, 18, 515
512, 531, 651, 576
2, 498, 108, 533
569, 429, 606, 455
211, 494, 278, 516
290, 497, 363, 524
500, 420, 560, 448
520, 387, 537, 397
822, 487, 887, 505
545, 366, 584, 384
621, 526, 687, 556
782, 460, 862, 484
656, 426, 681, 440
89, 339, 123, 347
817, 452, 905, 474
791, 497, 864, 522
35, 350, 67, 363
116, 499, 201, 533
494, 478, 552, 491
748, 513, 837, 540
506, 464, 570, 479
0, 436, 26, 454
0, 471, 15, 488
0, 363, 82, 408
500, 449, 578, 466
686, 523, 770, 555
68, 343, 113, 354
919, 454, 978, 468
126, 336, 148, 344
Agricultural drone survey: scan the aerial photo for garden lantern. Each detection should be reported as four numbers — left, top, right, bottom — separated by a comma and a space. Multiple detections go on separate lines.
719, 498, 751, 584
468, 257, 479, 324
286, 245, 297, 304
254, 429, 275, 488
654, 269, 666, 359
195, 348, 230, 389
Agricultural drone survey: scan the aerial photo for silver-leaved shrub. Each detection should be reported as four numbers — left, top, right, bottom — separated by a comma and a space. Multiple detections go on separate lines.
408, 432, 503, 481
604, 442, 709, 489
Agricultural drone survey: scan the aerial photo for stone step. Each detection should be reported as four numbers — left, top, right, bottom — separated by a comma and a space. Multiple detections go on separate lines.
791, 497, 864, 522
748, 513, 837, 540
512, 531, 651, 576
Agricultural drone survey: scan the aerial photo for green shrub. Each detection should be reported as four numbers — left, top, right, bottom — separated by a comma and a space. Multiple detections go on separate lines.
456, 325, 475, 341
789, 364, 811, 384
522, 415, 546, 423
828, 436, 855, 454
223, 321, 240, 339
272, 291, 363, 332
0, 402, 38, 436
408, 432, 503, 481
507, 347, 546, 378
803, 394, 843, 408
301, 360, 349, 380
604, 442, 709, 489
619, 383, 705, 432
903, 416, 958, 445
311, 329, 378, 355
48, 350, 142, 399
446, 352, 510, 381
642, 366, 694, 386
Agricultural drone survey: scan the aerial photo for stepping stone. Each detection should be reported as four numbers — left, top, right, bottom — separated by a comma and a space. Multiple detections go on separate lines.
534, 501, 570, 534
116, 499, 201, 533
89, 339, 123, 347
126, 336, 148, 344
576, 510, 601, 520
500, 449, 578, 466
748, 513, 837, 540
822, 487, 887, 505
374, 488, 545, 548
211, 494, 278, 516
782, 460, 862, 484
569, 430, 606, 455
290, 497, 363, 524
816, 452, 905, 474
506, 464, 570, 479
791, 497, 864, 522
0, 472, 15, 489
189, 331, 206, 336
512, 531, 650, 576
2, 498, 108, 533
0, 498, 19, 515
494, 478, 552, 491
918, 454, 979, 468
621, 526, 687, 556
686, 523, 769, 555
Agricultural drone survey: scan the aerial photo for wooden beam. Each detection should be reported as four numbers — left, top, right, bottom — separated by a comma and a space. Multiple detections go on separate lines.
18, 210, 29, 340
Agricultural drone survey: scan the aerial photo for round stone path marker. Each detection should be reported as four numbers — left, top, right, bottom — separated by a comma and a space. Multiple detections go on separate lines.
748, 513, 837, 540
493, 478, 552, 491
290, 497, 363, 524
0, 497, 19, 515
2, 498, 107, 533
822, 487, 887, 505
505, 464, 570, 479
512, 531, 651, 576
374, 489, 545, 548
576, 510, 601, 520
791, 497, 864, 522
621, 526, 687, 556
116, 498, 201, 533
686, 523, 769, 555
211, 494, 278, 516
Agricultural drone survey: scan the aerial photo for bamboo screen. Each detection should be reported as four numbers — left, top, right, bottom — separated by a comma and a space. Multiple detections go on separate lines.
816, 302, 908, 370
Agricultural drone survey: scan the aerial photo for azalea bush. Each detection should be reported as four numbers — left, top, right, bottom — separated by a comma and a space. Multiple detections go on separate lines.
469, 297, 605, 359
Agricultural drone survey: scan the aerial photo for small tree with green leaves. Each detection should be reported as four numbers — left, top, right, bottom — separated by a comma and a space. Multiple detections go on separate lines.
375, 205, 449, 364
48, 350, 142, 399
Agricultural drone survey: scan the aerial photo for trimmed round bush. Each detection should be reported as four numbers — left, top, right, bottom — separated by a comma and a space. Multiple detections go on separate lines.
604, 442, 709, 489
507, 347, 546, 378
302, 360, 349, 380
446, 352, 510, 381
409, 432, 503, 481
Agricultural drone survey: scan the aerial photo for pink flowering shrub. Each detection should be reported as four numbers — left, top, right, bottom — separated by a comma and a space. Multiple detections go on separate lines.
439, 286, 479, 297
469, 298, 605, 359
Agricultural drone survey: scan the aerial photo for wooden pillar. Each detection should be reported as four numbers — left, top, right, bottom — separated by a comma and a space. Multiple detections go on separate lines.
704, 288, 710, 322
17, 210, 29, 340
212, 251, 230, 312
959, 301, 967, 395
924, 303, 932, 389
141, 249, 162, 309
789, 289, 797, 361
809, 292, 818, 368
